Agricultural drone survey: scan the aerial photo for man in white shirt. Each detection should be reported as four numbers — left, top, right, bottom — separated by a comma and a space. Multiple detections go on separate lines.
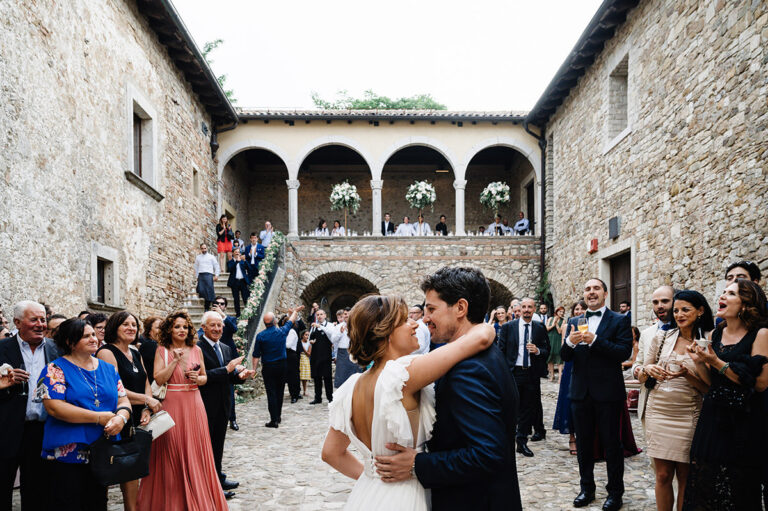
533, 303, 549, 324
408, 305, 431, 355
631, 285, 675, 429
0, 301, 60, 510
513, 212, 530, 235
395, 216, 415, 236
488, 214, 505, 236
413, 214, 432, 236
194, 243, 220, 310
332, 309, 361, 387
259, 220, 274, 247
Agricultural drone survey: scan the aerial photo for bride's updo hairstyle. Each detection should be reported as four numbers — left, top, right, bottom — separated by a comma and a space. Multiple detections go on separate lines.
348, 295, 408, 368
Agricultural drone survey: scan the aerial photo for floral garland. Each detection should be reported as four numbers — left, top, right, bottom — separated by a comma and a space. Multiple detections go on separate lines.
479, 181, 510, 212
235, 231, 286, 345
329, 181, 361, 214
405, 180, 437, 211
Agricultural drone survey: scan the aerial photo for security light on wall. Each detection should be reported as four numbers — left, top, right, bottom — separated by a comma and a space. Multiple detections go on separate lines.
435, 168, 450, 173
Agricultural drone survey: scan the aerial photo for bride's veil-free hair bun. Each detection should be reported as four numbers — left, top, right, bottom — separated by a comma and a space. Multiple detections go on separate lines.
348, 295, 408, 368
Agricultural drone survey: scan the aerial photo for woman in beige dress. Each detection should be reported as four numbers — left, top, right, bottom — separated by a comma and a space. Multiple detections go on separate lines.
637, 290, 713, 511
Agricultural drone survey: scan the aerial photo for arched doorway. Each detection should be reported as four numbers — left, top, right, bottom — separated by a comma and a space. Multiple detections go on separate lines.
465, 146, 535, 234
300, 271, 379, 316
298, 145, 372, 235
221, 148, 289, 234
488, 279, 514, 313
381, 146, 454, 232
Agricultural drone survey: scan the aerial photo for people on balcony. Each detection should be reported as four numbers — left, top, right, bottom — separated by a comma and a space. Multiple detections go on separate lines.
413, 215, 431, 236
381, 213, 395, 236
435, 215, 448, 236
488, 214, 505, 235
315, 219, 329, 237
331, 220, 346, 237
395, 216, 414, 236
514, 212, 530, 235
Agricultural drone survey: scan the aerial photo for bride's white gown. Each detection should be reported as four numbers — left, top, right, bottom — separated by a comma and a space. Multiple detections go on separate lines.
328, 354, 436, 510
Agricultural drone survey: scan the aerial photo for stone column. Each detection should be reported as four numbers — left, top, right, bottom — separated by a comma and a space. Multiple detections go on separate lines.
454, 180, 467, 236
286, 179, 300, 239
371, 179, 383, 235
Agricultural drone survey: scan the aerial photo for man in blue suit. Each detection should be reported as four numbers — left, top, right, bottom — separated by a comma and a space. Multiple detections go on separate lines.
226, 250, 251, 317
375, 266, 521, 511
561, 278, 632, 511
243, 232, 265, 280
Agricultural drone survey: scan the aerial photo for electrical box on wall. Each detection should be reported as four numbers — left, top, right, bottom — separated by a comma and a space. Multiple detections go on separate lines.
609, 216, 620, 240
588, 238, 598, 254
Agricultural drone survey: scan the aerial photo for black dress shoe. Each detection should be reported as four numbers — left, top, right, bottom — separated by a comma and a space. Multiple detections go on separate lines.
276, 418, 281, 424
224, 491, 236, 500
516, 442, 534, 457
531, 431, 546, 441
309, 399, 322, 404
229, 420, 239, 431
221, 479, 239, 490
290, 397, 298, 404
296, 395, 303, 400
573, 491, 595, 508
265, 421, 278, 428
602, 495, 623, 511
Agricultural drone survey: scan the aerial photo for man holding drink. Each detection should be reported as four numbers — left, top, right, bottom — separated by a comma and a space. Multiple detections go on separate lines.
561, 279, 632, 511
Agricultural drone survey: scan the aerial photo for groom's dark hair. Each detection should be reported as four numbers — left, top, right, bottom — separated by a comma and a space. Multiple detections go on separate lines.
421, 267, 490, 324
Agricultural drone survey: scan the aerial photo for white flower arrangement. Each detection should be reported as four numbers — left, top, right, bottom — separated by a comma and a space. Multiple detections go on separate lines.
405, 180, 437, 211
480, 181, 511, 212
329, 181, 361, 214
235, 231, 286, 346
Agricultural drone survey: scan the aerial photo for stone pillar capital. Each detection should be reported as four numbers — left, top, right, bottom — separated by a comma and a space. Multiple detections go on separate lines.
370, 179, 383, 190
453, 180, 467, 190
286, 179, 300, 190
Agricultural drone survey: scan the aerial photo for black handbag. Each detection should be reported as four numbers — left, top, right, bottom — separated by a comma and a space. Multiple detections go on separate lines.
89, 422, 153, 486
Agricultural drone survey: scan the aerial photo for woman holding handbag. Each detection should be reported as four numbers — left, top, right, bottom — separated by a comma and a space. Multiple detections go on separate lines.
137, 311, 228, 511
37, 318, 131, 511
97, 311, 162, 511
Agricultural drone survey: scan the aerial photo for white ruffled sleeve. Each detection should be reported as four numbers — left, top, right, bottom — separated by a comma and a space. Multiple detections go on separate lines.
328, 373, 361, 433
378, 354, 421, 447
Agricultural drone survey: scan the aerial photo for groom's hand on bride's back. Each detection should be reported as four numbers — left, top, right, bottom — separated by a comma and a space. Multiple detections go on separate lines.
375, 443, 416, 483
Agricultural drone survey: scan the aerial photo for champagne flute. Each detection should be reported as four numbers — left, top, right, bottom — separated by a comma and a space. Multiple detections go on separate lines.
577, 317, 588, 344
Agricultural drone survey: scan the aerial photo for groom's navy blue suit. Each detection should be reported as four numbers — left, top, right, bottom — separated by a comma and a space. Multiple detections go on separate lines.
414, 342, 522, 511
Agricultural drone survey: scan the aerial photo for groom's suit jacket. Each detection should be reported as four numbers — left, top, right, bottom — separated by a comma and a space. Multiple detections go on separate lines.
561, 309, 632, 402
414, 343, 522, 511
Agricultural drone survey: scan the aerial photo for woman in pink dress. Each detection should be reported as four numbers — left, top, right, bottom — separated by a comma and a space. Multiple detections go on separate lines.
137, 311, 227, 511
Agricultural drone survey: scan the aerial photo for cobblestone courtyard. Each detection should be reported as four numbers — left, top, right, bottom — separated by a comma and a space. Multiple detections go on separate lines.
103, 381, 656, 510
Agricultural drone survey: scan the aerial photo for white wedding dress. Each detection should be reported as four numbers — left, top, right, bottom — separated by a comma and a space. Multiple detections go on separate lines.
328, 354, 436, 510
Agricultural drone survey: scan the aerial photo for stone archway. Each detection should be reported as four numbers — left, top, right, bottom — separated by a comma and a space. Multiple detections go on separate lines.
488, 278, 514, 311
299, 270, 380, 315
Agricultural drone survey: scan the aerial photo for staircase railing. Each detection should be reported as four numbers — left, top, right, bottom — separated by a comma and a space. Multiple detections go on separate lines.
234, 232, 286, 355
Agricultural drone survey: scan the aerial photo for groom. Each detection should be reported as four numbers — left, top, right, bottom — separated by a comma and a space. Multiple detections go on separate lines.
375, 266, 522, 510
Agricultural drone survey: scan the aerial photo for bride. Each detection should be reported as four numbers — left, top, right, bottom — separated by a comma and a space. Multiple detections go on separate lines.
321, 294, 494, 510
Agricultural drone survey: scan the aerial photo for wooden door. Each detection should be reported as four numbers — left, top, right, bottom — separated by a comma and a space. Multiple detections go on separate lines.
610, 252, 631, 311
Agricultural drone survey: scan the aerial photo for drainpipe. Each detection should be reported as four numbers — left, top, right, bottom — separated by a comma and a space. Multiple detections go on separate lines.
210, 119, 239, 159
523, 121, 547, 279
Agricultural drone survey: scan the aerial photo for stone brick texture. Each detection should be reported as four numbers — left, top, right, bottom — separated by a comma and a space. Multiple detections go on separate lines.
274, 237, 541, 316
0, 0, 219, 317
545, 0, 767, 325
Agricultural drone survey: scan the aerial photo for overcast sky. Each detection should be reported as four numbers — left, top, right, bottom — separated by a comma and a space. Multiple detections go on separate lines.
172, 0, 603, 112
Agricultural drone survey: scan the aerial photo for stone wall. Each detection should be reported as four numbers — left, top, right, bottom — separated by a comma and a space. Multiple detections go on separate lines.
545, 0, 767, 327
0, 0, 219, 317
273, 237, 541, 315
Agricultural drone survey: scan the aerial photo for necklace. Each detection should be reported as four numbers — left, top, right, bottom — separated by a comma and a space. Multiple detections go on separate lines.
74, 359, 100, 407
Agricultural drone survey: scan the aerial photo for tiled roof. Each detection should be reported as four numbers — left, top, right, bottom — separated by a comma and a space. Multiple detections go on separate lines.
526, 0, 641, 127
238, 109, 527, 122
135, 0, 237, 125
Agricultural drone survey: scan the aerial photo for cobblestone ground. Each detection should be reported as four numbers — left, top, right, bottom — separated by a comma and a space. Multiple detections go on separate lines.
84, 380, 653, 510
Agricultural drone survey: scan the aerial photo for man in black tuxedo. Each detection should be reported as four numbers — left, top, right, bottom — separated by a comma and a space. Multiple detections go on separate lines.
0, 301, 59, 511
561, 278, 632, 511
375, 266, 521, 511
381, 212, 395, 236
198, 311, 255, 498
243, 232, 265, 280
226, 250, 252, 317
308, 309, 334, 404
498, 297, 549, 457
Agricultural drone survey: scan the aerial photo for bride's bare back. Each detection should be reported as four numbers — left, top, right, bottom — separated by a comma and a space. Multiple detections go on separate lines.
351, 368, 419, 451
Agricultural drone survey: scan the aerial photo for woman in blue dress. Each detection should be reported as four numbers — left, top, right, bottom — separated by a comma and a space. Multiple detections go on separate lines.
552, 300, 586, 454
37, 318, 130, 511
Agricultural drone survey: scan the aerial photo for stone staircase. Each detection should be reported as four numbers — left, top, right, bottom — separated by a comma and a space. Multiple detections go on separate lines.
183, 272, 231, 326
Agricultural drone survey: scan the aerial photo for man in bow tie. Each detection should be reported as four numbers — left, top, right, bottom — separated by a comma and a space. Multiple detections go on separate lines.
561, 278, 632, 511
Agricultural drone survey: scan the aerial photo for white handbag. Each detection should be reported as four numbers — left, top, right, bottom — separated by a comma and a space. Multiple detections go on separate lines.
150, 348, 169, 400
139, 410, 175, 440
